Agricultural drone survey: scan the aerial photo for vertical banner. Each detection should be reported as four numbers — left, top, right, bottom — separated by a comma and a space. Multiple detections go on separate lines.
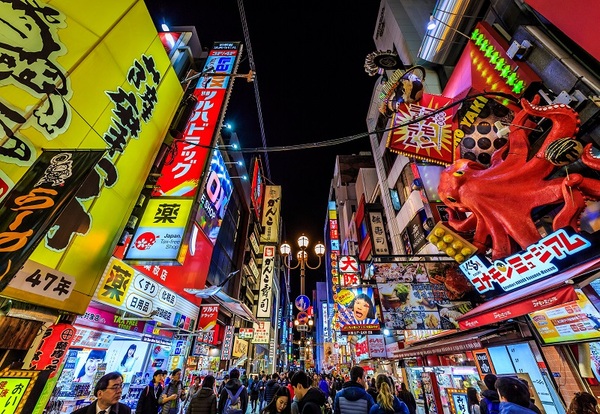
250, 158, 264, 221
153, 42, 241, 198
257, 245, 275, 318
0, 150, 104, 291
29, 323, 77, 377
367, 211, 390, 255
221, 325, 235, 361
260, 186, 281, 243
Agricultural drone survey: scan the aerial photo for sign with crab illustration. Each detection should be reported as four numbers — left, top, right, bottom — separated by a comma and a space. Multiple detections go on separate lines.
373, 262, 475, 331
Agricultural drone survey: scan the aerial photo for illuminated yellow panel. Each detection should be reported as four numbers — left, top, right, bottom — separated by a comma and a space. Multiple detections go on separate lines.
2, 0, 183, 314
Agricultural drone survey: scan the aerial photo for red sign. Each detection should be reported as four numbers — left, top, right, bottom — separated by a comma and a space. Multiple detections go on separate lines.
29, 323, 77, 378
458, 285, 577, 330
153, 43, 240, 198
199, 305, 219, 331
250, 158, 264, 221
387, 94, 457, 165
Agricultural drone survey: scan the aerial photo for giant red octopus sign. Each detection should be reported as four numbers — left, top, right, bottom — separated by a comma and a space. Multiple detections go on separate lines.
438, 95, 600, 260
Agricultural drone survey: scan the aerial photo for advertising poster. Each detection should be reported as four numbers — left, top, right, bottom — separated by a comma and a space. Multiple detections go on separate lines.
103, 339, 150, 383
232, 337, 248, 358
196, 150, 233, 244
0, 369, 49, 414
0, 0, 184, 315
334, 286, 381, 334
374, 262, 474, 330
529, 289, 600, 344
252, 321, 271, 344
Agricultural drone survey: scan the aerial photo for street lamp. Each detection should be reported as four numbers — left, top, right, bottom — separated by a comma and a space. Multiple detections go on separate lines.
280, 235, 325, 297
280, 235, 325, 369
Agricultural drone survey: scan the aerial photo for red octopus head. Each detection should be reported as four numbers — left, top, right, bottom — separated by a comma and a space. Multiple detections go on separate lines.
438, 159, 485, 211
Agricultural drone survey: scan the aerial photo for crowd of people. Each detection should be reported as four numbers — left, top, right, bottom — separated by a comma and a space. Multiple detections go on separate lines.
71, 367, 599, 414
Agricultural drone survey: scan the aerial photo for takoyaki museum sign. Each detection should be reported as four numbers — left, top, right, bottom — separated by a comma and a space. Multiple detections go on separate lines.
460, 228, 594, 296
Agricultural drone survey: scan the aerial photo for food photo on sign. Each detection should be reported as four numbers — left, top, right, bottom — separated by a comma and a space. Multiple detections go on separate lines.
373, 262, 476, 330
333, 286, 381, 333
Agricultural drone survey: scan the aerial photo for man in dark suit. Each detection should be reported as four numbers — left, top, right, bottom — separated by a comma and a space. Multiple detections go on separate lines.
72, 372, 131, 414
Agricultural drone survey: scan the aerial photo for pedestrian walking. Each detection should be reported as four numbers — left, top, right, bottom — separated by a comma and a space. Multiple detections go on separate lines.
187, 375, 217, 414
71, 372, 131, 414
333, 366, 374, 414
159, 368, 186, 414
136, 370, 166, 414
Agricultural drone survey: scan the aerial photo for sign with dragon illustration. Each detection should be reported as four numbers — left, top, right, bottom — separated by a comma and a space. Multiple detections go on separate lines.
374, 262, 475, 331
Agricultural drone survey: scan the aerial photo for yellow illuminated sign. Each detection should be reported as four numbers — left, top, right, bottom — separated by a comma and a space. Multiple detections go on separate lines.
95, 258, 135, 307
0, 0, 183, 314
140, 198, 194, 228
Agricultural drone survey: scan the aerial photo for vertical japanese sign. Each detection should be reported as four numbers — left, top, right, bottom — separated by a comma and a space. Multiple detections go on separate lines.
0, 150, 104, 292
327, 201, 340, 287
368, 211, 389, 255
339, 256, 361, 286
125, 197, 194, 263
29, 323, 77, 377
153, 42, 241, 197
260, 185, 281, 243
250, 158, 265, 221
387, 94, 457, 165
195, 150, 233, 244
257, 245, 275, 318
447, 389, 469, 414
221, 325, 235, 361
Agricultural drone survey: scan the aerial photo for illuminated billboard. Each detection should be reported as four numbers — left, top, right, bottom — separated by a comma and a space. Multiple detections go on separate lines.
153, 43, 241, 198
0, 0, 183, 314
260, 185, 281, 243
250, 158, 265, 220
125, 197, 194, 263
196, 149, 233, 244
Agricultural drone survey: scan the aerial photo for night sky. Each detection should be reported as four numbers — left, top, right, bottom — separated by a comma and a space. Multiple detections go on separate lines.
143, 0, 381, 297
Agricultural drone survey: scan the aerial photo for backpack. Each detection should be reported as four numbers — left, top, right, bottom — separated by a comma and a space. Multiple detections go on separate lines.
483, 398, 500, 414
224, 386, 245, 414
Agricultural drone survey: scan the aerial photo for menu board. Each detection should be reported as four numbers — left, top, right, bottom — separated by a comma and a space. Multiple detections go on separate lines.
529, 289, 600, 344
374, 262, 475, 330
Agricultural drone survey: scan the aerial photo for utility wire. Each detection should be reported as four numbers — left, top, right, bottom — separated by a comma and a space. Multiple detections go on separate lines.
176, 91, 519, 154
237, 0, 272, 179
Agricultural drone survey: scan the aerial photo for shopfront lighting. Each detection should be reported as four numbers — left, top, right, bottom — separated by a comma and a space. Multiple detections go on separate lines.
161, 23, 170, 31
383, 328, 391, 336
426, 15, 470, 40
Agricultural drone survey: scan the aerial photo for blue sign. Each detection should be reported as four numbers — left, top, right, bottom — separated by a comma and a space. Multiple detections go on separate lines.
295, 295, 310, 311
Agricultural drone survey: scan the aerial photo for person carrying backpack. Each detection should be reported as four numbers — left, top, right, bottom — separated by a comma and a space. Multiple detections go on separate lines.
369, 375, 409, 414
251, 375, 261, 412
480, 374, 501, 414
136, 370, 166, 414
218, 369, 248, 414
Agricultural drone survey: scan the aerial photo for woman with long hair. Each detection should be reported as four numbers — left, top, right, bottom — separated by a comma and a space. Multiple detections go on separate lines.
397, 383, 416, 414
567, 392, 599, 414
119, 344, 138, 372
467, 388, 481, 414
369, 375, 409, 414
74, 349, 106, 383
262, 386, 291, 414
187, 375, 217, 414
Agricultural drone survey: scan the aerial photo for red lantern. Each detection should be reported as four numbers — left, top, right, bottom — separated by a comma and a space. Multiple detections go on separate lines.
29, 323, 77, 378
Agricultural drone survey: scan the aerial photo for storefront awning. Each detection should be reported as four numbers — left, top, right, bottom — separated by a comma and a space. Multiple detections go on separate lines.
457, 257, 600, 330
184, 287, 258, 324
392, 328, 498, 358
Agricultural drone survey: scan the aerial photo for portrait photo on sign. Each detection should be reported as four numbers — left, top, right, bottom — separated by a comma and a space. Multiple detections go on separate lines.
334, 286, 381, 333
104, 339, 149, 382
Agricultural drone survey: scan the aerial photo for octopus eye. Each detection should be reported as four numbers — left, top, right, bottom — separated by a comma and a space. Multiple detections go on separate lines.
447, 196, 457, 203
453, 171, 465, 177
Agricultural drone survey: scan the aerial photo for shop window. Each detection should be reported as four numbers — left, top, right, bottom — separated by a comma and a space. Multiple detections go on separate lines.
396, 163, 416, 206
390, 188, 401, 212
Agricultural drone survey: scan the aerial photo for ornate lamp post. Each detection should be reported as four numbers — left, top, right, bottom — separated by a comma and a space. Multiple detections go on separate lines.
280, 235, 325, 369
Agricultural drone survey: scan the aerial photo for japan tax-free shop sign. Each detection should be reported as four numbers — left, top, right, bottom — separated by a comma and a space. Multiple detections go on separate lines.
0, 0, 183, 314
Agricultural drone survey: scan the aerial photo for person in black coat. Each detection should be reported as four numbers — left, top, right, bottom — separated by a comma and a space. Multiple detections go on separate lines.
137, 370, 167, 414
264, 374, 281, 408
187, 375, 217, 414
397, 382, 416, 414
72, 372, 131, 414
218, 369, 248, 414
